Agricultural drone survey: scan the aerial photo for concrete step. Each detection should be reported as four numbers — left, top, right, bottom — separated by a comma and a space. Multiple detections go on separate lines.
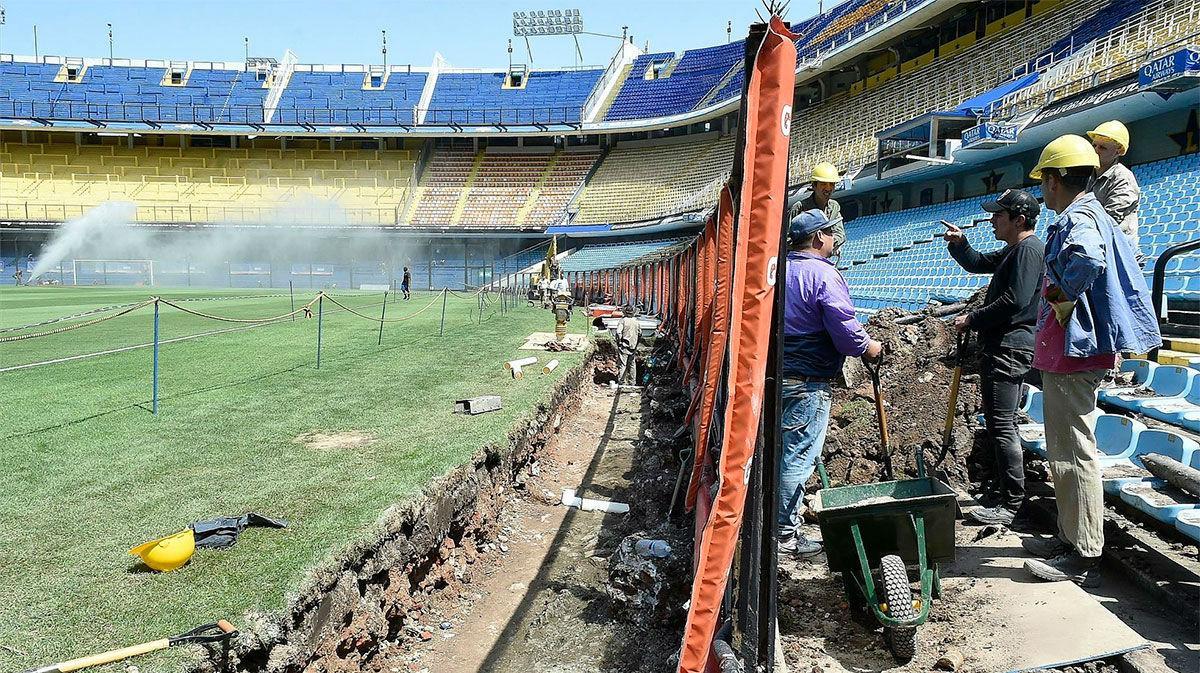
1157, 348, 1200, 368
1165, 336, 1200, 354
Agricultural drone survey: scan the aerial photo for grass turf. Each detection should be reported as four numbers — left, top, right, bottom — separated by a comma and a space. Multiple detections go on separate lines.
0, 286, 586, 670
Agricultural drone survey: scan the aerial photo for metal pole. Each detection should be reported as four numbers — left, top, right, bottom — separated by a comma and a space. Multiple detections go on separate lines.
151, 299, 160, 415
439, 287, 448, 336
378, 291, 387, 345
316, 294, 324, 369
289, 280, 295, 321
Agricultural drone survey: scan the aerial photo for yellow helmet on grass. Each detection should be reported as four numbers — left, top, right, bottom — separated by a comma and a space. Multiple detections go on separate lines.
130, 528, 195, 572
810, 161, 840, 183
1029, 134, 1100, 180
1087, 120, 1129, 154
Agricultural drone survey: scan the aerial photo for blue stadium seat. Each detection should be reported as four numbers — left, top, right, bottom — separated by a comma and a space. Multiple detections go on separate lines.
1102, 429, 1199, 496
1119, 479, 1199, 526
1177, 509, 1200, 543
1101, 365, 1197, 415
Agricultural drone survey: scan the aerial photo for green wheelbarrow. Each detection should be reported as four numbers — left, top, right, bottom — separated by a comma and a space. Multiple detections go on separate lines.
814, 449, 957, 661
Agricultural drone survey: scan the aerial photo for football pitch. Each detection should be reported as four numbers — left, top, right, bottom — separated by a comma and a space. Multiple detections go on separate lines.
0, 286, 585, 669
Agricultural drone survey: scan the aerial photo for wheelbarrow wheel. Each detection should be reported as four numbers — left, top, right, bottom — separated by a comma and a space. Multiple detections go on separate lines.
879, 554, 918, 661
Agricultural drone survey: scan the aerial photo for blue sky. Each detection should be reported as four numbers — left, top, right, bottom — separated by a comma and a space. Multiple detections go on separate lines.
0, 0, 822, 69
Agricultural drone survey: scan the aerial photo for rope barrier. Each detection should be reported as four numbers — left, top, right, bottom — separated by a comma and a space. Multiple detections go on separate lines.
0, 301, 143, 334
156, 296, 319, 323
0, 299, 157, 343
0, 292, 290, 335
320, 291, 444, 324
1, 286, 491, 347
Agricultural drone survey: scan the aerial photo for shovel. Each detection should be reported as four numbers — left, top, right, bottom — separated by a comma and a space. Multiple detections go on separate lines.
21, 620, 237, 673
935, 332, 967, 469
863, 356, 893, 481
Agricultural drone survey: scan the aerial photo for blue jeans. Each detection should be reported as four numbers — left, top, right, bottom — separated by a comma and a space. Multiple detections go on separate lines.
778, 380, 832, 538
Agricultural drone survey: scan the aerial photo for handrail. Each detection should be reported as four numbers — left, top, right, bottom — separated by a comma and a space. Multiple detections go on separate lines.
1149, 235, 1200, 361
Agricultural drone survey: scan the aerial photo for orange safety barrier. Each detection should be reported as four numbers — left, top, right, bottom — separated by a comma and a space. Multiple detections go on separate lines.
686, 185, 735, 512
677, 17, 796, 673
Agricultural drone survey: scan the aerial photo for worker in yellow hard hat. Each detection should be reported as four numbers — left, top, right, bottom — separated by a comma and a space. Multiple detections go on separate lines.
787, 161, 845, 254
1086, 120, 1141, 258
1021, 134, 1160, 589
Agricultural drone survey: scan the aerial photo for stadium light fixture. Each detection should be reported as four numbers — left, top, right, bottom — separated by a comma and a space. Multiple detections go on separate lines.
513, 8, 583, 37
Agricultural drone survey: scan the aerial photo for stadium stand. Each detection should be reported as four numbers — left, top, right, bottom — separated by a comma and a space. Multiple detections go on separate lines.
0, 62, 267, 122
559, 238, 685, 272
407, 145, 476, 226
425, 69, 602, 125
0, 136, 416, 224
572, 133, 734, 224
787, 0, 1198, 176
605, 42, 744, 121
274, 67, 426, 125
404, 145, 600, 227
998, 0, 1200, 118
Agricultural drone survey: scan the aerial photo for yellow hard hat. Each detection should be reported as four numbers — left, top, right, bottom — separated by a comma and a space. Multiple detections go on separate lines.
1029, 134, 1100, 180
130, 528, 195, 572
810, 161, 840, 184
1087, 120, 1129, 154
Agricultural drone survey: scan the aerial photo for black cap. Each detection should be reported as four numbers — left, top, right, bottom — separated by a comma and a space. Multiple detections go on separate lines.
982, 188, 1040, 220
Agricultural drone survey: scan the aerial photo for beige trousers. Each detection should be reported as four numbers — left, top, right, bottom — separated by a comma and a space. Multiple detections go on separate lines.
1041, 369, 1107, 558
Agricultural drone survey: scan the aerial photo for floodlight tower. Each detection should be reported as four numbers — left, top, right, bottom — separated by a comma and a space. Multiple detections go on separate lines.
513, 8, 602, 65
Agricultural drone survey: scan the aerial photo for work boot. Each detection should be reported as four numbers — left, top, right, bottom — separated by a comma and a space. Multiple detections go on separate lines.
965, 505, 1016, 526
779, 533, 823, 559
1024, 551, 1101, 588
1021, 535, 1072, 559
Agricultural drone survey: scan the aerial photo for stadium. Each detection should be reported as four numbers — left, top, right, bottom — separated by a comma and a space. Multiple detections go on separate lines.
1, 0, 1199, 671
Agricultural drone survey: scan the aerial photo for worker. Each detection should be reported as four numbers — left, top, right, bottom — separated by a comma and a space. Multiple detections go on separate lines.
944, 189, 1045, 526
780, 209, 882, 558
401, 266, 412, 300
550, 273, 570, 298
1086, 120, 1141, 259
788, 162, 845, 254
1022, 135, 1160, 587
538, 275, 552, 308
12, 264, 23, 286
616, 305, 642, 386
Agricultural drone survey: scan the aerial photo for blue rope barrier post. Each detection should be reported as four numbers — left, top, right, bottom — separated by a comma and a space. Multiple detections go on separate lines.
378, 291, 387, 345
439, 288, 448, 336
316, 293, 324, 369
290, 280, 295, 322
151, 298, 160, 415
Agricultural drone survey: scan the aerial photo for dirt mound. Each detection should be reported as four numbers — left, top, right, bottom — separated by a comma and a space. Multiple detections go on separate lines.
820, 299, 989, 491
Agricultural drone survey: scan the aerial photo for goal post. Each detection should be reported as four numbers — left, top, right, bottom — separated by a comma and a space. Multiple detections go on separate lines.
71, 259, 155, 287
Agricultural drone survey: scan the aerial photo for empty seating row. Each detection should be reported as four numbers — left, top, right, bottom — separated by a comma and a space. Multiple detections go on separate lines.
1099, 360, 1200, 432
1018, 385, 1200, 540
573, 135, 734, 224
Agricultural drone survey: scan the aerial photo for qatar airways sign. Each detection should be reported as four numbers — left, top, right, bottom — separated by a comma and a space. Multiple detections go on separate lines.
1138, 46, 1200, 91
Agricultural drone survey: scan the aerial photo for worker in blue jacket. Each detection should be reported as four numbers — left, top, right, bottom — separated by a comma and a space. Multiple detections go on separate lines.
1021, 135, 1161, 588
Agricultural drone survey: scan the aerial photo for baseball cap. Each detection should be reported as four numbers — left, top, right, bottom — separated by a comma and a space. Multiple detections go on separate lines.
981, 188, 1040, 220
788, 208, 832, 240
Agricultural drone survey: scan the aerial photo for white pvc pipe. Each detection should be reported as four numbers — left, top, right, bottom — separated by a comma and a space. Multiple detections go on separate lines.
560, 488, 630, 514
506, 356, 538, 371
543, 359, 560, 374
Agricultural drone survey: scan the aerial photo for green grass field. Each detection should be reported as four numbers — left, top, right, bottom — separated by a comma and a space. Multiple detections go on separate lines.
0, 286, 585, 670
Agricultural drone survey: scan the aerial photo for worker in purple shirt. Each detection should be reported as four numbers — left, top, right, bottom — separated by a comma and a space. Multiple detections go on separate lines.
779, 209, 882, 558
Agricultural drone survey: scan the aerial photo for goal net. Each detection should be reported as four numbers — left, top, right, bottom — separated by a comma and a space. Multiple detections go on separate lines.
72, 259, 155, 287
